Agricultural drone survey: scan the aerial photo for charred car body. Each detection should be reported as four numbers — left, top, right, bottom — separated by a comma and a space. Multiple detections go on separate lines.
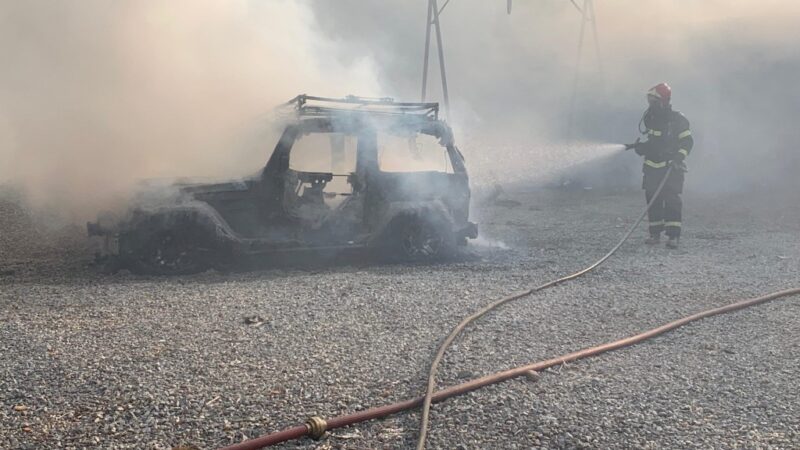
88, 95, 478, 274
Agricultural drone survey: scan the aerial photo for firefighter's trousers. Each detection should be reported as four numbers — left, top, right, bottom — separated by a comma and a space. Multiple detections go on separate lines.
643, 166, 684, 238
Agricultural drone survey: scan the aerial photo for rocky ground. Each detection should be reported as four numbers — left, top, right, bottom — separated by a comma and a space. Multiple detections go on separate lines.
1, 185, 799, 449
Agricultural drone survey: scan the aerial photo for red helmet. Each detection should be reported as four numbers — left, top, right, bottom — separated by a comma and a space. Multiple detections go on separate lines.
647, 83, 672, 106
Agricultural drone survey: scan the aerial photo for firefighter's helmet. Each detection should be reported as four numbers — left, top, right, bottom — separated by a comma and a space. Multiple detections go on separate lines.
647, 83, 672, 106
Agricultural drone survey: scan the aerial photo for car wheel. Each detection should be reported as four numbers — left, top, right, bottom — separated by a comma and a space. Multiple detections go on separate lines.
383, 214, 454, 262
133, 229, 210, 275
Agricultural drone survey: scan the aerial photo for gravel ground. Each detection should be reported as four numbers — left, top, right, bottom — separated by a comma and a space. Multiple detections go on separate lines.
1, 186, 799, 449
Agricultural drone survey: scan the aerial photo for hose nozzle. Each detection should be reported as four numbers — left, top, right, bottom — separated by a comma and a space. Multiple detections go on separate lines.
624, 138, 641, 151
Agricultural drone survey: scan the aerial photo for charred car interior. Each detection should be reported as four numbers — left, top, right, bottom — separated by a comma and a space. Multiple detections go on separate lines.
88, 95, 478, 274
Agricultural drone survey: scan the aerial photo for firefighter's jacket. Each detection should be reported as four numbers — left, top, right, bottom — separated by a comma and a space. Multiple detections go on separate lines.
635, 107, 693, 192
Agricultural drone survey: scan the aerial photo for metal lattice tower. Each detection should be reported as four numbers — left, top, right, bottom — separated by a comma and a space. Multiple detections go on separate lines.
567, 0, 603, 138
420, 0, 602, 130
420, 0, 451, 118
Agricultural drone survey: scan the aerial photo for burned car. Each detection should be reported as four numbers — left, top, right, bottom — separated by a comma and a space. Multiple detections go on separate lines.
88, 95, 478, 274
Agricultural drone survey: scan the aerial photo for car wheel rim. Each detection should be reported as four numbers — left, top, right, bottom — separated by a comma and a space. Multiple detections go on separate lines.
400, 221, 441, 258
145, 232, 200, 272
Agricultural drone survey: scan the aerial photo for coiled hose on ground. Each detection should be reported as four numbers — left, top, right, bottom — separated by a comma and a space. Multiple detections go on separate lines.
414, 165, 676, 449
219, 287, 800, 450
218, 165, 800, 449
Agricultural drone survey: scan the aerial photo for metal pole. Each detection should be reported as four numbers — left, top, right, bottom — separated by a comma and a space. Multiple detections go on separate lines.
588, 0, 603, 84
431, 0, 451, 118
421, 0, 433, 102
566, 0, 589, 138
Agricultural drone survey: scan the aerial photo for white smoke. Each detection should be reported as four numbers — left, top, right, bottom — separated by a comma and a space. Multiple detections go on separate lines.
0, 0, 380, 220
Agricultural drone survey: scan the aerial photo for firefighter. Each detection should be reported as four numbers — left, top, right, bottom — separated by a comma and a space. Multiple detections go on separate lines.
630, 83, 693, 248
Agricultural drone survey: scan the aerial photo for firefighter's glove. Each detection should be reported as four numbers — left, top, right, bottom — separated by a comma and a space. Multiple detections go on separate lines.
670, 159, 688, 173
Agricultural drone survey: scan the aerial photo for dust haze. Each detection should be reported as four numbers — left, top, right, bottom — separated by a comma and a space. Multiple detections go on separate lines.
311, 0, 800, 192
2, 1, 799, 222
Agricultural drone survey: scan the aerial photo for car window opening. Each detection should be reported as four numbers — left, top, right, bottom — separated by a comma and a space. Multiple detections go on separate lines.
378, 131, 454, 174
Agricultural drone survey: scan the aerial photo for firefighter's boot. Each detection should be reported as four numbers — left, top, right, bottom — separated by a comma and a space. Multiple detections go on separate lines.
666, 237, 680, 249
645, 235, 661, 245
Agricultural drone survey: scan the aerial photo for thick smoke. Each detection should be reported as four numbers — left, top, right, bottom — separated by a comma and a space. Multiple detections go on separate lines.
0, 1, 379, 220
310, 0, 800, 192
2, 1, 799, 224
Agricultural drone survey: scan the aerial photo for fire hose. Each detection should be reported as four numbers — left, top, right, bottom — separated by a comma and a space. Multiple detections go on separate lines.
219, 287, 800, 449
218, 164, 798, 449
414, 163, 677, 449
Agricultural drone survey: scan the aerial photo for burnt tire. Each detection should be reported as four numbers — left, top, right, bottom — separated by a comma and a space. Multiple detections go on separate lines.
378, 213, 455, 262
128, 228, 213, 275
